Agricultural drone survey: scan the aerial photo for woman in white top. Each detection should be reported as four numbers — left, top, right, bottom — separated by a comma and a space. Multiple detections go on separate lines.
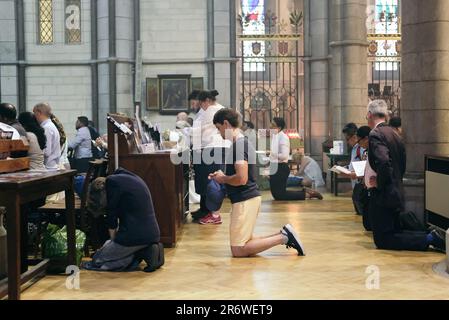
18, 112, 46, 171
294, 153, 326, 188
269, 118, 322, 201
191, 90, 228, 223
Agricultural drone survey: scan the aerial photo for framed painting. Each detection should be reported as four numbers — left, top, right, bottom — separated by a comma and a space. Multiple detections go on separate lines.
191, 77, 204, 91
159, 75, 191, 115
146, 78, 159, 111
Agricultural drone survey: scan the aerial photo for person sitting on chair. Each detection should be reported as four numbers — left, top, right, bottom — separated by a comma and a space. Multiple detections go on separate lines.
83, 168, 164, 272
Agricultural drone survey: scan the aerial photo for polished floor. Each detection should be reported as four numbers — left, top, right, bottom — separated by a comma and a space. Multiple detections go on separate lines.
22, 191, 448, 300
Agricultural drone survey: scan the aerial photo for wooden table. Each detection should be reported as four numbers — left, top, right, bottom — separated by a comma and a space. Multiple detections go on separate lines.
0, 170, 77, 300
326, 153, 351, 196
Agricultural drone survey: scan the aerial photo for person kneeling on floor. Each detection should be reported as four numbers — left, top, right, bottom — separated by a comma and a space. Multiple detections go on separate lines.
209, 108, 306, 258
83, 168, 164, 272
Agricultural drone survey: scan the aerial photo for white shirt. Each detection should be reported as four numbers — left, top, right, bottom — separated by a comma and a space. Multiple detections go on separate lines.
303, 156, 325, 187
192, 104, 229, 150
0, 122, 20, 140
68, 126, 92, 159
348, 143, 365, 188
270, 131, 290, 163
59, 141, 70, 169
41, 119, 61, 170
25, 132, 46, 171
364, 155, 377, 189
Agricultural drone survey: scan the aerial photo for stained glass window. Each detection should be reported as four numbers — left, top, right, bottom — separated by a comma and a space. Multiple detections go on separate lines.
241, 0, 265, 72
368, 0, 400, 71
38, 0, 54, 45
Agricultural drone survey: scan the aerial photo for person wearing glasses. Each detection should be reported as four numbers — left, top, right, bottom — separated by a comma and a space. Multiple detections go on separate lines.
341, 123, 365, 189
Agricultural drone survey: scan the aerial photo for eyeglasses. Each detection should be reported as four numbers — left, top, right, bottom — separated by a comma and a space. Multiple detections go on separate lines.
357, 137, 367, 144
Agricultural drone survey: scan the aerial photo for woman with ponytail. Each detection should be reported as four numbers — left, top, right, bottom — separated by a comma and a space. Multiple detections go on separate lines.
191, 90, 230, 224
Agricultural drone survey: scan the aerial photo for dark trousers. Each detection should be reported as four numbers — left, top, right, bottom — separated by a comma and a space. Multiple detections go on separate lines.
270, 163, 305, 201
200, 194, 207, 212
71, 157, 93, 174
368, 190, 428, 251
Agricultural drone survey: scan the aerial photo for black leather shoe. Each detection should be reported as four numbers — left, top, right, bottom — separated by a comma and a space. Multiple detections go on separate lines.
429, 229, 446, 253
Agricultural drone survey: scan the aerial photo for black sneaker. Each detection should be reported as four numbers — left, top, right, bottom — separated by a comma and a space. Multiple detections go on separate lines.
429, 229, 446, 253
191, 209, 209, 221
283, 224, 306, 256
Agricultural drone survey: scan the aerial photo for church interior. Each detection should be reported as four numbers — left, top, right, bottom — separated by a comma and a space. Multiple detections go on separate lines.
0, 0, 448, 301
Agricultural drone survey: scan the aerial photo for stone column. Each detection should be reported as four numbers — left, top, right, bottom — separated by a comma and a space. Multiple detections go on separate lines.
213, 0, 232, 107
402, 0, 449, 214
329, 0, 368, 138
303, 0, 330, 165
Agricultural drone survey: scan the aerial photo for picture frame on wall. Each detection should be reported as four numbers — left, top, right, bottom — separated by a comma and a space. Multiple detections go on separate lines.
146, 75, 204, 114
146, 78, 159, 111
159, 75, 191, 115
191, 77, 204, 91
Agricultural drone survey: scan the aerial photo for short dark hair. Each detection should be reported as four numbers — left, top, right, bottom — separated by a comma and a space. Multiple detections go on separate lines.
272, 117, 286, 131
188, 90, 201, 101
78, 116, 89, 127
187, 117, 194, 127
213, 108, 240, 128
198, 90, 219, 102
0, 103, 17, 121
342, 123, 358, 136
356, 126, 371, 139
244, 121, 255, 129
389, 116, 401, 129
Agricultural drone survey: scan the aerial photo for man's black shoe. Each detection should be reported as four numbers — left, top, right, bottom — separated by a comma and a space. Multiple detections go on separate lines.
429, 229, 446, 253
283, 224, 306, 256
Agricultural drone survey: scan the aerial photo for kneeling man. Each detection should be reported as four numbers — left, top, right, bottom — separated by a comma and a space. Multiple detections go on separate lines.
209, 108, 305, 257
85, 168, 164, 272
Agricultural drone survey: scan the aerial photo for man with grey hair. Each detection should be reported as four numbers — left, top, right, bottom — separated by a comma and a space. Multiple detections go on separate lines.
365, 100, 445, 252
33, 102, 61, 170
176, 112, 189, 122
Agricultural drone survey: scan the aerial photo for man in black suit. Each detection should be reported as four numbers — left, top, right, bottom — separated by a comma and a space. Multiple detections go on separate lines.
365, 100, 445, 252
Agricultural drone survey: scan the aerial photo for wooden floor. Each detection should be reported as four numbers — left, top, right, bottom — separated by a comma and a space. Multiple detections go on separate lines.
22, 192, 449, 300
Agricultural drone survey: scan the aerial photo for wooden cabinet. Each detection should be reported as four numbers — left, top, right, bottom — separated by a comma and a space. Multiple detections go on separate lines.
108, 115, 184, 247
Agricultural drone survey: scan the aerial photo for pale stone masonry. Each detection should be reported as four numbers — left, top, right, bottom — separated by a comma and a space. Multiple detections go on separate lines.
402, 0, 449, 214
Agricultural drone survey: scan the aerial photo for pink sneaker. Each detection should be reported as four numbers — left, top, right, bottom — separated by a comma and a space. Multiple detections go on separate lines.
199, 213, 222, 225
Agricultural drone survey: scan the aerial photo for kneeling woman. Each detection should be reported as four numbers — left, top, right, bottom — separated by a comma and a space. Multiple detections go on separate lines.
269, 118, 322, 201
